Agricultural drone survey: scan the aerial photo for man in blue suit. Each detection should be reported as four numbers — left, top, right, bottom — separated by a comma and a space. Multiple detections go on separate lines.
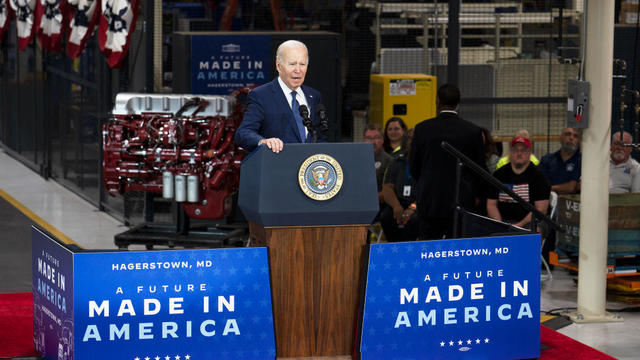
235, 40, 324, 153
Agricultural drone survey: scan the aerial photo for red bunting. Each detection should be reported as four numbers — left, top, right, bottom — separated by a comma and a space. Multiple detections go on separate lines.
65, 0, 99, 59
98, 0, 137, 68
9, 0, 36, 50
0, 0, 13, 44
34, 0, 68, 52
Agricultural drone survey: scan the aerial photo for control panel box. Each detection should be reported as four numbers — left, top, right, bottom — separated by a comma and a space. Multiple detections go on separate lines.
567, 79, 590, 128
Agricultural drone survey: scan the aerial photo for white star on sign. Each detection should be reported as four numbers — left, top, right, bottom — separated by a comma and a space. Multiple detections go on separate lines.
185, 356, 191, 360
134, 357, 140, 360
165, 356, 171, 360
175, 355, 181, 360
484, 338, 490, 343
458, 340, 463, 345
476, 338, 481, 344
440, 341, 445, 347
449, 341, 454, 346
467, 339, 472, 345
145, 357, 150, 360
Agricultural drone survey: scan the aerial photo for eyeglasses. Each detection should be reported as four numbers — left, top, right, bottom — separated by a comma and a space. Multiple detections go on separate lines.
612, 140, 632, 147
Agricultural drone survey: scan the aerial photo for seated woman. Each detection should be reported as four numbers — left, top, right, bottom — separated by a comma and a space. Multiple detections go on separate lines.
383, 117, 408, 157
380, 129, 419, 242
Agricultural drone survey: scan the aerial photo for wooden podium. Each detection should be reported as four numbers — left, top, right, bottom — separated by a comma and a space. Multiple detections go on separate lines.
238, 144, 378, 358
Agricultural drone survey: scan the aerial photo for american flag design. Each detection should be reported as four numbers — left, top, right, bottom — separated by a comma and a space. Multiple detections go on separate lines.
498, 183, 530, 203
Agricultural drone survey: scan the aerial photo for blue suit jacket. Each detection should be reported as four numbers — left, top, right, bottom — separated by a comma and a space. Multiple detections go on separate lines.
234, 78, 324, 152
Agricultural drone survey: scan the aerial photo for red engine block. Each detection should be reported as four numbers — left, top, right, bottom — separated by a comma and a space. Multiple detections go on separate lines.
103, 90, 251, 219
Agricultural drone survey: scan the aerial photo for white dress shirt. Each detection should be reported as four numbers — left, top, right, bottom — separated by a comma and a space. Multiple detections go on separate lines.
277, 77, 309, 137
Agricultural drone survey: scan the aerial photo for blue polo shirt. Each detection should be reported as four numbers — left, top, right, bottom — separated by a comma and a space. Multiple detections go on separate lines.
540, 150, 581, 185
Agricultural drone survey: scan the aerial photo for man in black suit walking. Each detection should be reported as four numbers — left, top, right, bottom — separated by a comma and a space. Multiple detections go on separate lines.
410, 83, 486, 240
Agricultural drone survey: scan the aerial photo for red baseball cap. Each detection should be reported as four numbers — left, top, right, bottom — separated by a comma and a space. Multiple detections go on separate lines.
511, 136, 531, 149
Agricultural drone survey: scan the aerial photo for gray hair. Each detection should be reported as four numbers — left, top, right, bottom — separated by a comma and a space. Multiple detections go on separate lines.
276, 40, 308, 62
612, 130, 632, 143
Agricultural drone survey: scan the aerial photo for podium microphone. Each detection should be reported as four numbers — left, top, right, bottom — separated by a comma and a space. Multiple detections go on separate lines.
299, 104, 312, 129
299, 104, 317, 143
317, 104, 329, 132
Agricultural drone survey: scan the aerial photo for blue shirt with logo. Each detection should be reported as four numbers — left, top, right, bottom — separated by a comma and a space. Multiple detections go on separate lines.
540, 150, 581, 185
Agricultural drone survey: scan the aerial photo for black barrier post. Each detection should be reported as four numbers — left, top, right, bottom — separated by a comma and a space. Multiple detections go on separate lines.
452, 159, 463, 238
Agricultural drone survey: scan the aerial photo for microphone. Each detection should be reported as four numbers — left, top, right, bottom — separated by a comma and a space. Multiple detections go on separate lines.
317, 104, 329, 132
299, 104, 312, 129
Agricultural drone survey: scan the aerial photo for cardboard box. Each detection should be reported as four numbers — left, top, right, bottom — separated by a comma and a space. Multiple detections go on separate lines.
620, 1, 639, 24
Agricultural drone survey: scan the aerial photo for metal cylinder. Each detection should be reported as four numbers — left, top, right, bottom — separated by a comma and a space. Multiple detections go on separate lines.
162, 171, 174, 199
174, 175, 186, 202
187, 175, 200, 202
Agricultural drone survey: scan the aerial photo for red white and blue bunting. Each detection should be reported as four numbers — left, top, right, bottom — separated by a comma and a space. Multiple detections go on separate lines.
98, 0, 137, 68
66, 0, 99, 58
10, 0, 36, 50
35, 0, 67, 52
0, 0, 13, 44
5, 0, 139, 68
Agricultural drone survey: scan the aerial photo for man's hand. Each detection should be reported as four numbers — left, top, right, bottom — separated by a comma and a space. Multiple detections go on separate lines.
393, 205, 404, 224
259, 138, 284, 153
399, 208, 414, 225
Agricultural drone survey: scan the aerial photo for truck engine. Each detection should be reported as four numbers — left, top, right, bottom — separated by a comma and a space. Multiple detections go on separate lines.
103, 90, 250, 220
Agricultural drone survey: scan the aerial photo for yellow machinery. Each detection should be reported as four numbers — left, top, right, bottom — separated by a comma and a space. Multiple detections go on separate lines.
369, 74, 437, 130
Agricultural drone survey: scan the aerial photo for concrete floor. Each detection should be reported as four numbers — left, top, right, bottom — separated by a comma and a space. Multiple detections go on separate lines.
541, 269, 640, 360
1, 148, 639, 359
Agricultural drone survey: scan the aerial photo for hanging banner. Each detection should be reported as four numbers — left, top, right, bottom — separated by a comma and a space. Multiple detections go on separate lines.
359, 234, 541, 359
10, 0, 36, 50
66, 0, 99, 59
97, 0, 137, 68
0, 0, 13, 43
35, 0, 67, 52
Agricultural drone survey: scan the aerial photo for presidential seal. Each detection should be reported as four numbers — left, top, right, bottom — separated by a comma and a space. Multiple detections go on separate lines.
298, 154, 344, 201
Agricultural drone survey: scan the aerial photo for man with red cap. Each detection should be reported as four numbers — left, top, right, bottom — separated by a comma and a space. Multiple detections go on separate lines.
486, 136, 550, 228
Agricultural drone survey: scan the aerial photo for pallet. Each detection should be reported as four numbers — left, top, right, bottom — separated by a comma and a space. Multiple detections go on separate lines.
550, 251, 640, 279
608, 276, 640, 291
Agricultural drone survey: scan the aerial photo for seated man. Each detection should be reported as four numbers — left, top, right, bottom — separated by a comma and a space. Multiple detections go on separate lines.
539, 127, 581, 266
610, 131, 640, 193
380, 130, 418, 242
363, 123, 393, 197
540, 127, 581, 194
495, 129, 539, 171
487, 136, 550, 228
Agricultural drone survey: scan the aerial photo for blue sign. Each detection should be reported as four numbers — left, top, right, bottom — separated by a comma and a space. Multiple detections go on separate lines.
191, 35, 271, 95
32, 227, 75, 359
31, 226, 276, 360
360, 235, 541, 360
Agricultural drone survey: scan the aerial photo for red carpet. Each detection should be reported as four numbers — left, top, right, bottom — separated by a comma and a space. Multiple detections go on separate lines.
0, 292, 39, 358
540, 325, 616, 359
0, 292, 618, 359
